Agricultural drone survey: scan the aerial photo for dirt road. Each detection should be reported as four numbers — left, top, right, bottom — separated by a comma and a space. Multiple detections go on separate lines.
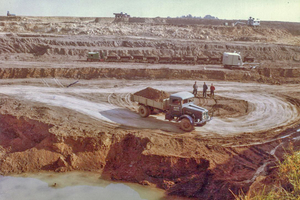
0, 79, 299, 138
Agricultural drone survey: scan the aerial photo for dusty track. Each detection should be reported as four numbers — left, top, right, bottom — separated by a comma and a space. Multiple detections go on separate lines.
0, 79, 299, 139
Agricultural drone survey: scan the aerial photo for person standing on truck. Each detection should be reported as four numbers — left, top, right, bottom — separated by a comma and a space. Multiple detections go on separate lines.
192, 81, 198, 97
210, 83, 215, 98
203, 82, 208, 98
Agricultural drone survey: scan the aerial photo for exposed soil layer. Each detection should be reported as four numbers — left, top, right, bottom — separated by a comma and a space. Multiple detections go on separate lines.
0, 65, 299, 85
1, 108, 299, 199
0, 16, 300, 200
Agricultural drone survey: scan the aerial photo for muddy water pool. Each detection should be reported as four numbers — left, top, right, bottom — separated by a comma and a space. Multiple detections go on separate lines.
0, 172, 176, 200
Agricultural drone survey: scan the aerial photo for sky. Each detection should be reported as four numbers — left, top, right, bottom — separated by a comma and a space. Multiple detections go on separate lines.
1, 0, 300, 22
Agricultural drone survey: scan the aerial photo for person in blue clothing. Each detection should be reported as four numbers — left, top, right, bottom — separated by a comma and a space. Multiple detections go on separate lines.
203, 82, 208, 98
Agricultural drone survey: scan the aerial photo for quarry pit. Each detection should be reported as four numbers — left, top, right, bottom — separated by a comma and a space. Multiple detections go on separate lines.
0, 16, 300, 199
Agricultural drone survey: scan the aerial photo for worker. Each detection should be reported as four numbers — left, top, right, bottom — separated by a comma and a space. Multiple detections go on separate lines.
210, 83, 215, 98
203, 82, 208, 98
192, 81, 198, 97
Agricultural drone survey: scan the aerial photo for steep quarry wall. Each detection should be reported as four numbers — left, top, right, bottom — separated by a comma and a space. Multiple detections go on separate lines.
0, 34, 299, 63
1, 112, 299, 199
0, 66, 299, 84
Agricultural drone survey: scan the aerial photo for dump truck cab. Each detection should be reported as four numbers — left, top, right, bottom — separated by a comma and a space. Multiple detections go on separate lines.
222, 52, 243, 68
166, 92, 210, 131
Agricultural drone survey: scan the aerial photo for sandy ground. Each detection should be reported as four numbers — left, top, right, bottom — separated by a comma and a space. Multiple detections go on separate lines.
0, 16, 300, 199
0, 79, 299, 138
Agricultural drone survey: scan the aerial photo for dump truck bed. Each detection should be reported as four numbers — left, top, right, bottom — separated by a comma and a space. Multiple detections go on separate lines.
131, 94, 168, 111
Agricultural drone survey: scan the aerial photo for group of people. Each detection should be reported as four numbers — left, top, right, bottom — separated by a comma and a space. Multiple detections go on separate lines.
192, 81, 215, 98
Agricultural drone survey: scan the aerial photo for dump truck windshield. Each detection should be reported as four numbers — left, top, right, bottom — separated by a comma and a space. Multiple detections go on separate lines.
172, 99, 181, 105
183, 98, 193, 104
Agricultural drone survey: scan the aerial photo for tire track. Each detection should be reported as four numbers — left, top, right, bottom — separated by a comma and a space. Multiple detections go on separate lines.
0, 80, 299, 137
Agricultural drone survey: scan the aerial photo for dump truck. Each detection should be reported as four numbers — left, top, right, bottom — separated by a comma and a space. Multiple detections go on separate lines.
131, 91, 210, 131
87, 52, 103, 62
222, 52, 243, 68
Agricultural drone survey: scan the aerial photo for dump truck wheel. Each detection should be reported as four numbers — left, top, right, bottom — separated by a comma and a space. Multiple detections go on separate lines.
180, 118, 194, 132
139, 105, 150, 118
